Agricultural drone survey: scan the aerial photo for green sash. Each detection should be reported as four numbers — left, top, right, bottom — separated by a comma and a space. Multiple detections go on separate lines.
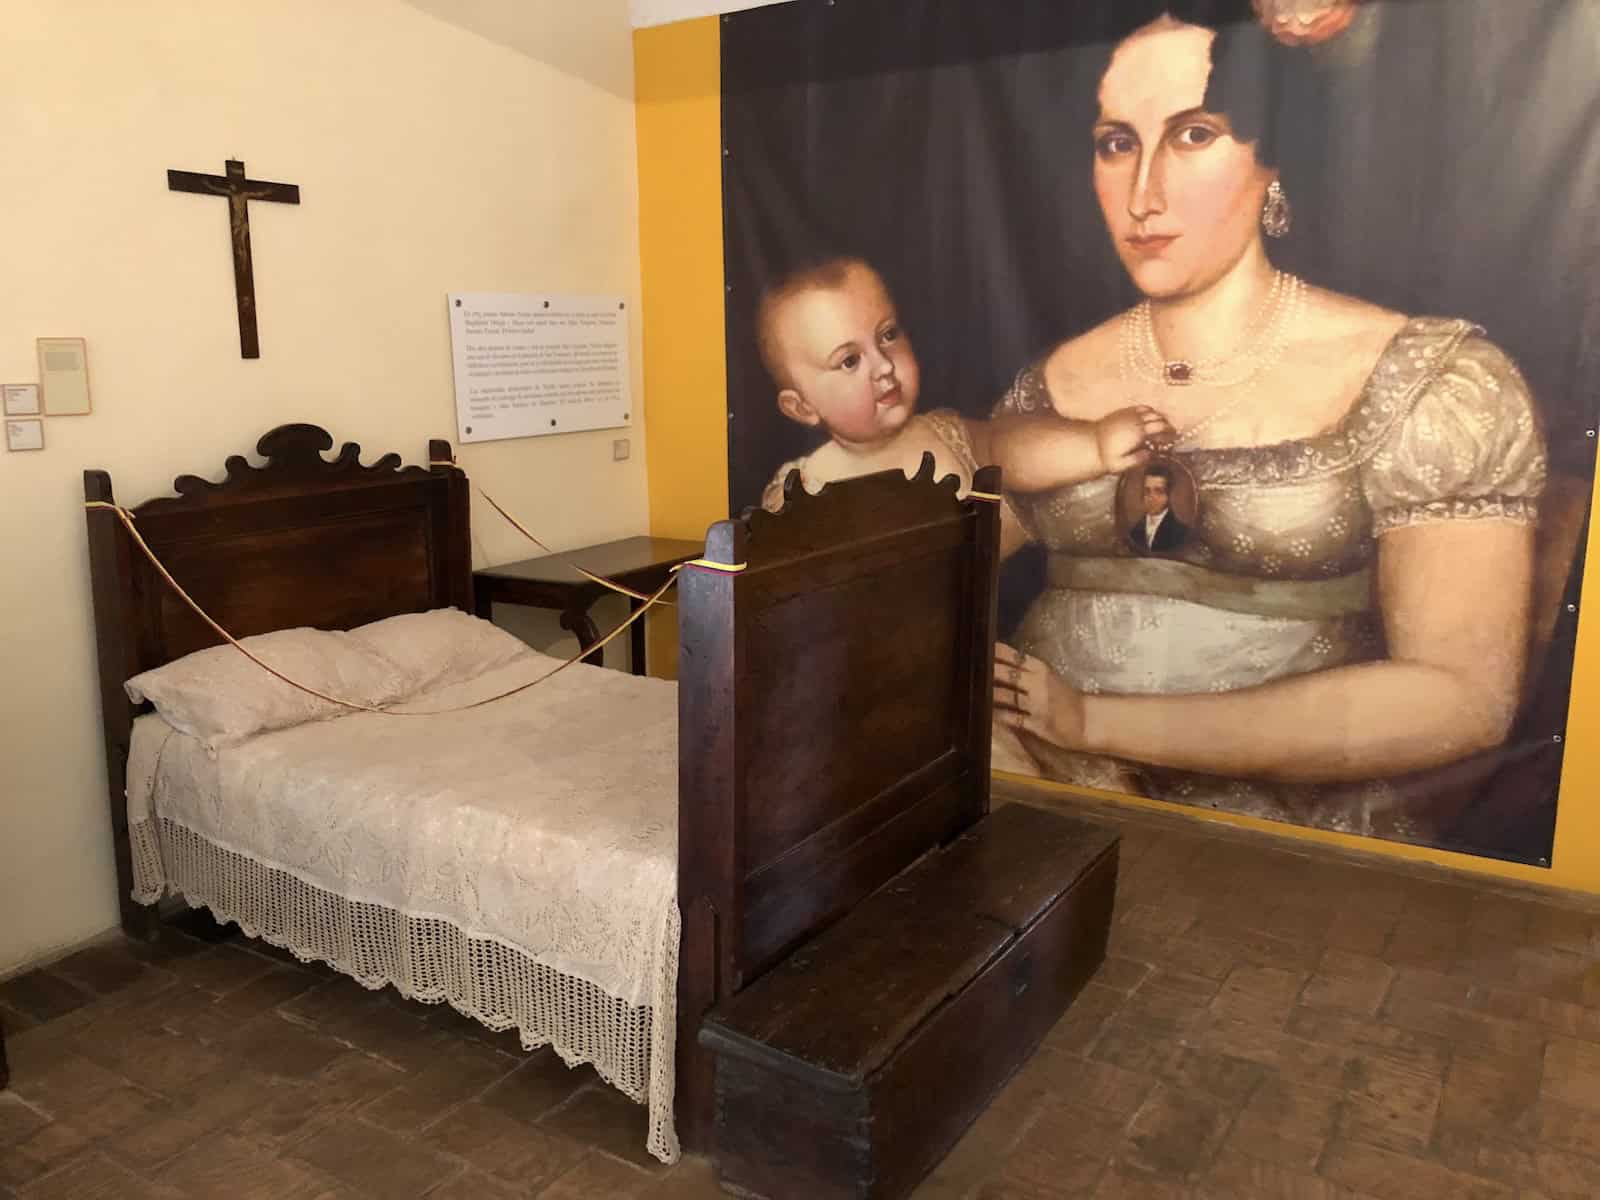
1045, 555, 1374, 621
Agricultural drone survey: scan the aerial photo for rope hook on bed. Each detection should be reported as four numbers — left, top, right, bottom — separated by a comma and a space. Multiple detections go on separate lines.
429, 456, 668, 605
85, 500, 687, 717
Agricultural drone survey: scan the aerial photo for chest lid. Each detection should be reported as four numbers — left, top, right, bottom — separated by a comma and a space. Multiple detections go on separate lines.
701, 802, 1118, 1090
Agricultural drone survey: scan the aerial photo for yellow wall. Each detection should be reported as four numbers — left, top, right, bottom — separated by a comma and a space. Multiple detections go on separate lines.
635, 17, 1600, 896
635, 17, 730, 678
0, 0, 648, 974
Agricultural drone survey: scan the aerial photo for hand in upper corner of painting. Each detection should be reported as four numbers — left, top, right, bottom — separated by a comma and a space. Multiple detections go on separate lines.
1252, 0, 1359, 46
993, 642, 1086, 751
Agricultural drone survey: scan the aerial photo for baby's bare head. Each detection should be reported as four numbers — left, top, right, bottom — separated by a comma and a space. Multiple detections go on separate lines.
756, 258, 920, 447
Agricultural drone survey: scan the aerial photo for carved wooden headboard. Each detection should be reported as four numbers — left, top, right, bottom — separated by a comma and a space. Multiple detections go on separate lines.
84, 423, 471, 930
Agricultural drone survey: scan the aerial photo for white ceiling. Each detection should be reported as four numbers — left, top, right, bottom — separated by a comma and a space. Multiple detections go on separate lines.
630, 0, 797, 29
399, 0, 635, 96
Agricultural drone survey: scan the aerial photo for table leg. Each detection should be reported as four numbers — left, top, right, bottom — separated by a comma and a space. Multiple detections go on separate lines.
561, 605, 604, 667
629, 597, 646, 676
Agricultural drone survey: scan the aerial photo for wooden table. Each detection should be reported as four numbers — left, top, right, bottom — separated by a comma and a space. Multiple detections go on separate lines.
474, 536, 703, 675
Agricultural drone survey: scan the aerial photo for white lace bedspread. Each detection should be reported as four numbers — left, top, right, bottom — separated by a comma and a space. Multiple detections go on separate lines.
126, 653, 682, 1161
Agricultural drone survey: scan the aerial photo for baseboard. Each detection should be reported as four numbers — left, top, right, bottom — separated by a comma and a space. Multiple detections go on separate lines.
0, 922, 125, 984
994, 775, 1600, 916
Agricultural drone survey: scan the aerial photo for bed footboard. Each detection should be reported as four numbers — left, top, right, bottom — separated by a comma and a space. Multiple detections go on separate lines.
674, 457, 1002, 1149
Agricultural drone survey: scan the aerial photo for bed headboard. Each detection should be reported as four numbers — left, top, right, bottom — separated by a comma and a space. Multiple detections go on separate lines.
84, 423, 471, 930
676, 456, 1001, 1037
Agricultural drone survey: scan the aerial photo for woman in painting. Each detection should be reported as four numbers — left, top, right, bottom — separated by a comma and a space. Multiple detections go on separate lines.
989, 0, 1549, 840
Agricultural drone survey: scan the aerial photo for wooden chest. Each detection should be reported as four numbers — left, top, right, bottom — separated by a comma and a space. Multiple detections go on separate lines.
700, 802, 1119, 1200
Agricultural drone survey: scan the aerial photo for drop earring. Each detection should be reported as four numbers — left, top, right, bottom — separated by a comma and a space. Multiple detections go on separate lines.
1262, 180, 1292, 238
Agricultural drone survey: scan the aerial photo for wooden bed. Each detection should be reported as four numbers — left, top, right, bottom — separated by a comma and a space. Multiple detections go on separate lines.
84, 422, 1003, 1155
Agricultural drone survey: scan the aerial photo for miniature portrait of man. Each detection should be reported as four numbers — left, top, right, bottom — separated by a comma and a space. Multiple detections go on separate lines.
1127, 463, 1188, 555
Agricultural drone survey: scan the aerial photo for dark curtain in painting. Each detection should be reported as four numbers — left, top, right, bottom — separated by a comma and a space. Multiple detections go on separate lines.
720, 0, 1599, 865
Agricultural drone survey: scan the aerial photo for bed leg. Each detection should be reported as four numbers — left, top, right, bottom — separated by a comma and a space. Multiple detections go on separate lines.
120, 901, 162, 943
675, 896, 719, 1154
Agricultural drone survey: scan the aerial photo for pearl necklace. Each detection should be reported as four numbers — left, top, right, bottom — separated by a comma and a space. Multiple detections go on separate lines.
1119, 273, 1308, 448
1122, 272, 1305, 389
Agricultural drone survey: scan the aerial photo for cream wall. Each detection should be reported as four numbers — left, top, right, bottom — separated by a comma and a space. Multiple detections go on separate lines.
0, 0, 648, 974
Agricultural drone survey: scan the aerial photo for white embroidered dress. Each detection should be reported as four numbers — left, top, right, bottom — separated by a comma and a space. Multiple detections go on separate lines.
994, 318, 1547, 838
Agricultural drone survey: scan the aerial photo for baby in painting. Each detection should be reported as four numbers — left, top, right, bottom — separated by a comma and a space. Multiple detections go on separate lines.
756, 257, 966, 511
756, 256, 1173, 779
756, 256, 1174, 514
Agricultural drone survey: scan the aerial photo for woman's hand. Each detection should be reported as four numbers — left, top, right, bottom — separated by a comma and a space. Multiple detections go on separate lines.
993, 643, 1087, 750
1253, 0, 1358, 46
1095, 405, 1175, 475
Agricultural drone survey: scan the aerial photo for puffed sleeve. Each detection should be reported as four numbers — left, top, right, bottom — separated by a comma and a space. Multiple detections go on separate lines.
1362, 333, 1547, 535
760, 456, 808, 513
920, 409, 979, 479
921, 409, 1030, 535
985, 365, 1052, 542
990, 363, 1052, 418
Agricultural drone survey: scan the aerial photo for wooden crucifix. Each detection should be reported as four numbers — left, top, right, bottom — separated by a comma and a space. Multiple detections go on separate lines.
167, 159, 300, 359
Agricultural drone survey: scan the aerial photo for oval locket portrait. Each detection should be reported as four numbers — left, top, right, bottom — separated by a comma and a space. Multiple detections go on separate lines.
1116, 456, 1199, 558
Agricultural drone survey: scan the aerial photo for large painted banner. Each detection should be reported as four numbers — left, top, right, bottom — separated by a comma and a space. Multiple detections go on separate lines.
721, 0, 1600, 866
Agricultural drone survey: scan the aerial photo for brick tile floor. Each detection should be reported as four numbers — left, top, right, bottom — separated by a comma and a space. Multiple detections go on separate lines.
3, 785, 1599, 1197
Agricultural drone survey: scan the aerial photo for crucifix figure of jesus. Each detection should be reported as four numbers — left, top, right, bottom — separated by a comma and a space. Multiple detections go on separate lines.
167, 159, 300, 359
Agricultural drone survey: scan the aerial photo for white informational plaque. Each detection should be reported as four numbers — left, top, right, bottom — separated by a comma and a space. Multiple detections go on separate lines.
447, 293, 632, 444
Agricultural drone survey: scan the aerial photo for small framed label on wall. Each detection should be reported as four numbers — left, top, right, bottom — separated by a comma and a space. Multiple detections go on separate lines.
38, 337, 91, 415
5, 419, 44, 451
2, 384, 40, 416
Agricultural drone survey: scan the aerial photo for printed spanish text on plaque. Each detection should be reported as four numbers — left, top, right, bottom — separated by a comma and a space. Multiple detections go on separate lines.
447, 293, 632, 444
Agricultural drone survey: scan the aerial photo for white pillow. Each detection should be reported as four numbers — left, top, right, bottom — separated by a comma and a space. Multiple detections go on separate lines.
124, 627, 410, 751
347, 608, 533, 696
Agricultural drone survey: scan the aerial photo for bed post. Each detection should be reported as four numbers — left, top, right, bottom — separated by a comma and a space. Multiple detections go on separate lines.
967, 464, 1002, 815
83, 469, 161, 941
674, 517, 747, 1153
427, 438, 474, 613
